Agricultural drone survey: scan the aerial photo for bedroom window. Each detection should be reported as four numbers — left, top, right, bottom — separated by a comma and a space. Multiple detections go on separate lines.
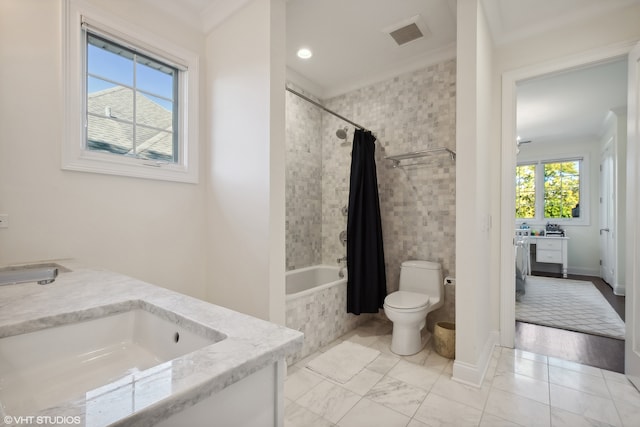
63, 1, 199, 183
515, 164, 536, 219
543, 160, 580, 219
515, 158, 586, 224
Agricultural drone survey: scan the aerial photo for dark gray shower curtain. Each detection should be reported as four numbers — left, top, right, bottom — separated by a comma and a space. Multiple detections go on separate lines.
346, 129, 386, 315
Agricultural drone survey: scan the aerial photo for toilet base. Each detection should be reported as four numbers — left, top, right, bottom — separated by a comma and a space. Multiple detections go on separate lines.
390, 322, 427, 356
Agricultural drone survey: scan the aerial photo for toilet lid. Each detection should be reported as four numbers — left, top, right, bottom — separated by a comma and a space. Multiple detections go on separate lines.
384, 291, 430, 310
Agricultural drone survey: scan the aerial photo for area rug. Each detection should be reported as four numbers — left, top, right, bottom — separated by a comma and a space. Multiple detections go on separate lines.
306, 341, 380, 383
516, 276, 625, 340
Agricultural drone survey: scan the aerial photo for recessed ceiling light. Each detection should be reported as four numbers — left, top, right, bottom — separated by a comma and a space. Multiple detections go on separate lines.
297, 48, 312, 59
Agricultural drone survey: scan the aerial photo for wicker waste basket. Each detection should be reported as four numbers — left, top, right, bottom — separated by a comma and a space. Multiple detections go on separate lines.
434, 321, 456, 359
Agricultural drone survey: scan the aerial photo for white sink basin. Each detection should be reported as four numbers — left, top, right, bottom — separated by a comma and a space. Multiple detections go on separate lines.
0, 304, 224, 415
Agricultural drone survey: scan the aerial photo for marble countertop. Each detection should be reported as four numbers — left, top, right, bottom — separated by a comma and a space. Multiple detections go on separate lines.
0, 261, 303, 426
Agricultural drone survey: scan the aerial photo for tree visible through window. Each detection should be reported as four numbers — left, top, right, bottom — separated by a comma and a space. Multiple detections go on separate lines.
516, 164, 536, 219
544, 161, 580, 218
515, 159, 581, 221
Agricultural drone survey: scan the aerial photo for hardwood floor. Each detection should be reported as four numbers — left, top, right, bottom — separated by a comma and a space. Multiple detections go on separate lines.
515, 272, 625, 373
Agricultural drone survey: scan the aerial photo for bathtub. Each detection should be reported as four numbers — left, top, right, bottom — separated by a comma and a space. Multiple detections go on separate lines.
285, 265, 366, 364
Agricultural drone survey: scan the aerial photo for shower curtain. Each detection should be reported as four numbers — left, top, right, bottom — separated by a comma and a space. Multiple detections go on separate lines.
346, 129, 387, 314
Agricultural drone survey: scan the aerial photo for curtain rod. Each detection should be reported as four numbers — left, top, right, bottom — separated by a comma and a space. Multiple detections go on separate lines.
285, 86, 370, 132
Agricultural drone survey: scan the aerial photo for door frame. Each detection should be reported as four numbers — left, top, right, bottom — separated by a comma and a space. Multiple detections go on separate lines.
499, 41, 637, 348
600, 140, 616, 286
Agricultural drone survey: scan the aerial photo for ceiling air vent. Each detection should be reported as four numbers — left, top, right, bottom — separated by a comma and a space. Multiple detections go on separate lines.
389, 23, 423, 46
385, 15, 429, 47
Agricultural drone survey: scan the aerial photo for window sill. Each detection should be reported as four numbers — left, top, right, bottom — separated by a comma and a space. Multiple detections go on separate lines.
62, 151, 198, 183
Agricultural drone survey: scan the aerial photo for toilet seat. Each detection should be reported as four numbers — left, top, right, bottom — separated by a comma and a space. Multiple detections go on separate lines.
384, 291, 430, 311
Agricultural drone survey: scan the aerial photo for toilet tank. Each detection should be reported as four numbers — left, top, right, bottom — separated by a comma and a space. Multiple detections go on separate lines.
399, 260, 443, 299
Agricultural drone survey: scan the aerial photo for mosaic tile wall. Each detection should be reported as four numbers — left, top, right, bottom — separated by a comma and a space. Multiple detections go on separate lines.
285, 86, 323, 270
285, 279, 365, 364
321, 59, 457, 331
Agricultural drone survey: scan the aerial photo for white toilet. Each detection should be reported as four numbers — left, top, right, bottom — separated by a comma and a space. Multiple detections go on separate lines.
383, 260, 443, 356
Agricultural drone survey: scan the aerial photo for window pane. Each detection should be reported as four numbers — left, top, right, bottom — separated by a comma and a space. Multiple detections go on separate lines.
136, 92, 173, 128
87, 36, 133, 86
88, 81, 134, 122
87, 83, 134, 156
87, 116, 133, 155
136, 60, 175, 100
136, 128, 174, 162
544, 161, 580, 218
85, 30, 178, 164
515, 165, 535, 219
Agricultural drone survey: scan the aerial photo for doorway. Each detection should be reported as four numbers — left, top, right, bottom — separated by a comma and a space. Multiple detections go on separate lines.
500, 43, 635, 372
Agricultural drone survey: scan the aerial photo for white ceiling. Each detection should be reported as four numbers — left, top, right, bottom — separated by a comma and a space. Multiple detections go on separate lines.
286, 0, 457, 98
516, 59, 628, 143
141, 0, 638, 140
482, 0, 640, 46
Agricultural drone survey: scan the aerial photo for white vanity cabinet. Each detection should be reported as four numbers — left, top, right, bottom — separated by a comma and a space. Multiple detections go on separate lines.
529, 236, 569, 277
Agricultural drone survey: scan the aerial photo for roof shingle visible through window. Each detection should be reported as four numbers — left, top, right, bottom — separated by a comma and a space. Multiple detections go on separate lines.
87, 86, 173, 161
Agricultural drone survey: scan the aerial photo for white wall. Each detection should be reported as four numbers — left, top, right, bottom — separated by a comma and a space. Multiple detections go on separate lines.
0, 0, 208, 299
205, 0, 286, 323
454, 0, 496, 387
517, 137, 601, 276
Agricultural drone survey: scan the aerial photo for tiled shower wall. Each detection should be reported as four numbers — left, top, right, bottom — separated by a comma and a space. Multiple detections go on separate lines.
285, 86, 323, 271
286, 59, 457, 330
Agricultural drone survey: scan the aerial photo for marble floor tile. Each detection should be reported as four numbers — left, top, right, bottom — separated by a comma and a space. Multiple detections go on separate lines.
548, 356, 603, 378
413, 392, 483, 427
367, 334, 396, 357
421, 346, 451, 372
491, 371, 550, 405
364, 375, 428, 417
613, 398, 640, 427
386, 360, 441, 391
366, 352, 401, 375
332, 368, 383, 396
430, 373, 491, 411
548, 365, 609, 398
285, 319, 640, 427
602, 369, 630, 385
319, 338, 344, 353
484, 388, 550, 427
296, 380, 362, 424
401, 341, 433, 365
496, 352, 549, 382
479, 413, 524, 427
549, 383, 621, 427
290, 350, 323, 373
306, 341, 380, 384
510, 348, 549, 365
285, 368, 324, 401
285, 402, 336, 427
550, 407, 617, 427
605, 377, 640, 409
337, 398, 410, 427
341, 322, 389, 347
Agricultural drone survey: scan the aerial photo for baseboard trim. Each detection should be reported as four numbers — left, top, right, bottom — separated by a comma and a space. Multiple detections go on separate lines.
452, 330, 499, 387
613, 282, 626, 296
567, 267, 600, 276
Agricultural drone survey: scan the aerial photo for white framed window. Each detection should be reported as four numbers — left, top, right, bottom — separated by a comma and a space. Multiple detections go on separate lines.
515, 156, 589, 226
63, 0, 199, 183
